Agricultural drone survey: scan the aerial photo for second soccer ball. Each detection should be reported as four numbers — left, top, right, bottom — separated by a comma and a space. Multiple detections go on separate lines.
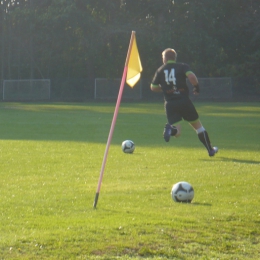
121, 140, 135, 153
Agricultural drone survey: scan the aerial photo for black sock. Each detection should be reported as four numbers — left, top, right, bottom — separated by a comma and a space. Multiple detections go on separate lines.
198, 131, 213, 152
171, 126, 178, 136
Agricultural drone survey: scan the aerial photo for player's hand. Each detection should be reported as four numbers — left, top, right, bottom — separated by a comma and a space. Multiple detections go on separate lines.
193, 88, 199, 95
193, 84, 200, 95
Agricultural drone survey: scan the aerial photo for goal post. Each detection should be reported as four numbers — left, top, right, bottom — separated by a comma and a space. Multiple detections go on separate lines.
95, 78, 142, 100
95, 77, 232, 101
3, 79, 51, 101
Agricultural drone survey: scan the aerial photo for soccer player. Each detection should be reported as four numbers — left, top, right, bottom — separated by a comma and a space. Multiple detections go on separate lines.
150, 48, 218, 157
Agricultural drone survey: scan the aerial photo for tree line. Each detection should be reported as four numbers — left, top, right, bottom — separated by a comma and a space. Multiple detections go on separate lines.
0, 0, 259, 82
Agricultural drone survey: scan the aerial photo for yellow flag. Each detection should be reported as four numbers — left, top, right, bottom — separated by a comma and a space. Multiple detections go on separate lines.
126, 34, 142, 88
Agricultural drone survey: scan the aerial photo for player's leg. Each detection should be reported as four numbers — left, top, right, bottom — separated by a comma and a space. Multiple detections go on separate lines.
181, 98, 218, 156
189, 120, 218, 156
163, 101, 181, 142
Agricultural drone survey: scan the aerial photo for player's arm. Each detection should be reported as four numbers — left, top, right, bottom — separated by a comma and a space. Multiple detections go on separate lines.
150, 84, 162, 92
186, 71, 200, 95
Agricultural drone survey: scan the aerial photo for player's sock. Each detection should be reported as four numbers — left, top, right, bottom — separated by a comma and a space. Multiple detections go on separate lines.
196, 127, 213, 152
171, 126, 178, 136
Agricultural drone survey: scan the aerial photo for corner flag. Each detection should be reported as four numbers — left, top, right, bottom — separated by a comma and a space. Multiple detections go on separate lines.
93, 31, 142, 208
126, 34, 143, 87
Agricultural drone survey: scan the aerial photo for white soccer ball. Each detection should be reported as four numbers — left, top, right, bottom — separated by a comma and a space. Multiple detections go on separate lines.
171, 181, 194, 203
121, 140, 135, 153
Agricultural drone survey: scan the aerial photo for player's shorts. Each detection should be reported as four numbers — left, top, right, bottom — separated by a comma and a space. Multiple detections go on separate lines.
164, 96, 199, 124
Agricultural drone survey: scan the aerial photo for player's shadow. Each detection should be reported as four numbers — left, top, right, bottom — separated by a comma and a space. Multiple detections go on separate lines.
201, 157, 260, 165
219, 157, 260, 164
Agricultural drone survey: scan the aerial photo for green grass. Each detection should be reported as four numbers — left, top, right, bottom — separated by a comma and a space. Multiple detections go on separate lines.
0, 102, 259, 260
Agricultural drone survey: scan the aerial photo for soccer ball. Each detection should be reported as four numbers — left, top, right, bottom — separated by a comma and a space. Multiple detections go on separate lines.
171, 181, 194, 203
121, 140, 135, 153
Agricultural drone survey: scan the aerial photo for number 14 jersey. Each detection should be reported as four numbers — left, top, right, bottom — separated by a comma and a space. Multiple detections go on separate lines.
151, 61, 193, 101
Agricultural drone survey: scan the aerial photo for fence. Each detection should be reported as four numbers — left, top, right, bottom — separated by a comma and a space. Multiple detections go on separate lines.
0, 77, 260, 102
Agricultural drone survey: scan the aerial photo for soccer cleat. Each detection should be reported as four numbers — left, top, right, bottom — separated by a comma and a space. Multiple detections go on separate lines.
208, 146, 218, 157
163, 123, 173, 142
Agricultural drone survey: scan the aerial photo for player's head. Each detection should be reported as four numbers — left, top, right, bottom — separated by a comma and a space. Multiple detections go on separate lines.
162, 48, 177, 64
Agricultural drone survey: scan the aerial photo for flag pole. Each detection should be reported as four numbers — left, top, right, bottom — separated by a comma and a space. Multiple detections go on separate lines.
93, 31, 136, 209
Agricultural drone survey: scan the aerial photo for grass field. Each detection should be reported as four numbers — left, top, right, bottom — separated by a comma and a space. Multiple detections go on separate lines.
0, 102, 259, 260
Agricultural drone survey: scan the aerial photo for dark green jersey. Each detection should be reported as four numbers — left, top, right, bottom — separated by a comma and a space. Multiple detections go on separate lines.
151, 61, 192, 101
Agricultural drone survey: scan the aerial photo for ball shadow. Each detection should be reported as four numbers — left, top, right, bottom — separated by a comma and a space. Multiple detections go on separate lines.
192, 202, 212, 206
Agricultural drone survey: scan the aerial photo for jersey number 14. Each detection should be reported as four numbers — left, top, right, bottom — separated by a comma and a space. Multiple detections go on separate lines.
164, 69, 176, 85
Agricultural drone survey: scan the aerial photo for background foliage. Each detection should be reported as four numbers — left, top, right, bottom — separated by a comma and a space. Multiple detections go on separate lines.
0, 0, 260, 81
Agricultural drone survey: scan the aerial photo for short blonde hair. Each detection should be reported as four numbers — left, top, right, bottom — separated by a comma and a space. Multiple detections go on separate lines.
162, 48, 177, 61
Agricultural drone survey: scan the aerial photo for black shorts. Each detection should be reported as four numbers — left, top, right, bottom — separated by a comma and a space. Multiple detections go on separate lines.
164, 96, 199, 124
